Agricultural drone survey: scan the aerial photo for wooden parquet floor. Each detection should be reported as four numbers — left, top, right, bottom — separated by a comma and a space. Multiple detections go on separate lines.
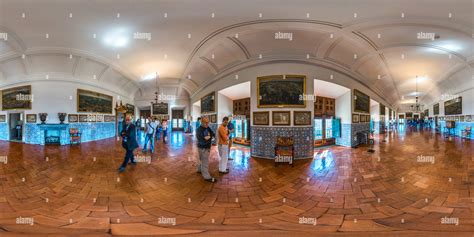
0, 129, 473, 236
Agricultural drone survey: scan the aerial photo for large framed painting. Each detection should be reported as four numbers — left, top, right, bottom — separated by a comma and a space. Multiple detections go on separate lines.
294, 111, 311, 126
433, 103, 439, 115
77, 89, 113, 114
0, 115, 5, 122
201, 92, 216, 113
253, 111, 269, 125
272, 111, 291, 126
68, 114, 78, 123
405, 112, 413, 118
1, 85, 32, 110
126, 104, 135, 115
353, 89, 370, 113
257, 75, 306, 108
26, 114, 37, 123
444, 97, 462, 115
152, 102, 168, 115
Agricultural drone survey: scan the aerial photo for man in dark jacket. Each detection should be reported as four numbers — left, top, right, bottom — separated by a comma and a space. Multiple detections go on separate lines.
196, 116, 216, 182
119, 115, 139, 172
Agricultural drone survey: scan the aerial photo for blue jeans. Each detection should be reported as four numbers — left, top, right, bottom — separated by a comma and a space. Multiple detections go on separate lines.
143, 133, 154, 152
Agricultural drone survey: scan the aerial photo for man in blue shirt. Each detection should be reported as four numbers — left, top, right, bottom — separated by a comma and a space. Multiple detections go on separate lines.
196, 116, 216, 183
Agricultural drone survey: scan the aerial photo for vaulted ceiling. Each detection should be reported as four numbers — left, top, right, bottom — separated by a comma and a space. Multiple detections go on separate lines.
0, 0, 472, 108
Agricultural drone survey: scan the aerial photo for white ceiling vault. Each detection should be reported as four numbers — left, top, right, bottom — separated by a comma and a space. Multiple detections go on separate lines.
0, 0, 472, 108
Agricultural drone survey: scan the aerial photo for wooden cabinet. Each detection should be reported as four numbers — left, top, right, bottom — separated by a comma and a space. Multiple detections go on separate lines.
314, 96, 335, 117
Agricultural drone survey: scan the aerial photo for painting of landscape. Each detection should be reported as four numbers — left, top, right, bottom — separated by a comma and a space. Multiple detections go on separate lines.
257, 75, 305, 108
353, 89, 370, 113
201, 92, 215, 113
444, 97, 462, 115
77, 89, 113, 114
152, 102, 168, 115
2, 85, 32, 110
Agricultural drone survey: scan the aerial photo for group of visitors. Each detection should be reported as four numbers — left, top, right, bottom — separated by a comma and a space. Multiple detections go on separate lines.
118, 115, 169, 172
195, 116, 234, 183
143, 116, 169, 153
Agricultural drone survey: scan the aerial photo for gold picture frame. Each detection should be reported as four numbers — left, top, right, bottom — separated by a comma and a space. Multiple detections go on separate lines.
293, 111, 312, 126
253, 111, 269, 125
77, 89, 113, 114
257, 75, 306, 108
272, 111, 291, 126
352, 114, 359, 123
353, 89, 370, 114
1, 85, 32, 111
26, 114, 37, 123
68, 114, 78, 123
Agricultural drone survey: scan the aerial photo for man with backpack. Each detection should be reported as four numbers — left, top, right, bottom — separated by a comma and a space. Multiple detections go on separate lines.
143, 116, 157, 153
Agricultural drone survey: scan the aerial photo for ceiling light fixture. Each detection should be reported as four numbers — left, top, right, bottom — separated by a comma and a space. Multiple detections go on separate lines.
410, 75, 424, 113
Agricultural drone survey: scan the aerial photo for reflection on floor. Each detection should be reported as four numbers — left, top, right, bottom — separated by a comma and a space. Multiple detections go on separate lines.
0, 128, 473, 236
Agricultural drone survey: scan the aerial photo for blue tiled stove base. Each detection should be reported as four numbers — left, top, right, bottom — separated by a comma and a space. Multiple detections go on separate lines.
336, 123, 370, 147
439, 121, 474, 139
251, 126, 313, 159
24, 122, 116, 145
0, 123, 8, 140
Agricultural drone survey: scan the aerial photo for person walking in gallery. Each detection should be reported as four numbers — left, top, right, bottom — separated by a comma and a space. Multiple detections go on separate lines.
162, 119, 168, 144
218, 117, 230, 174
227, 116, 235, 160
196, 117, 201, 133
118, 115, 139, 172
196, 116, 216, 183
155, 118, 161, 140
143, 116, 157, 153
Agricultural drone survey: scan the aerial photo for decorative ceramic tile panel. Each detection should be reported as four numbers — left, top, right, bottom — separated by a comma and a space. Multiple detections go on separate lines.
336, 123, 352, 147
351, 123, 370, 147
24, 122, 115, 145
250, 126, 313, 159
439, 121, 473, 139
0, 123, 8, 140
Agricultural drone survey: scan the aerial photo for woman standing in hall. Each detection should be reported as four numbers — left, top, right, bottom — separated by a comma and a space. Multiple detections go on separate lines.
161, 119, 168, 144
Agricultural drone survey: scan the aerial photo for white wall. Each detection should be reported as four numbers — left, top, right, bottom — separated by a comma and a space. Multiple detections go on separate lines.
336, 91, 351, 124
0, 80, 134, 123
371, 104, 380, 122
217, 93, 233, 123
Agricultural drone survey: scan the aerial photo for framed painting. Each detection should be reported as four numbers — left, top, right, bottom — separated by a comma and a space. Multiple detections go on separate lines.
360, 114, 366, 123
272, 111, 291, 126
104, 115, 115, 122
152, 102, 168, 115
366, 115, 371, 122
77, 89, 113, 114
353, 89, 370, 113
444, 97, 462, 115
96, 114, 104, 122
0, 115, 5, 122
253, 111, 269, 125
352, 114, 359, 123
210, 114, 217, 123
126, 104, 135, 115
293, 111, 311, 126
433, 103, 439, 115
79, 114, 88, 122
88, 114, 96, 122
2, 85, 32, 110
201, 92, 216, 113
257, 75, 306, 108
26, 114, 36, 123
68, 114, 78, 123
